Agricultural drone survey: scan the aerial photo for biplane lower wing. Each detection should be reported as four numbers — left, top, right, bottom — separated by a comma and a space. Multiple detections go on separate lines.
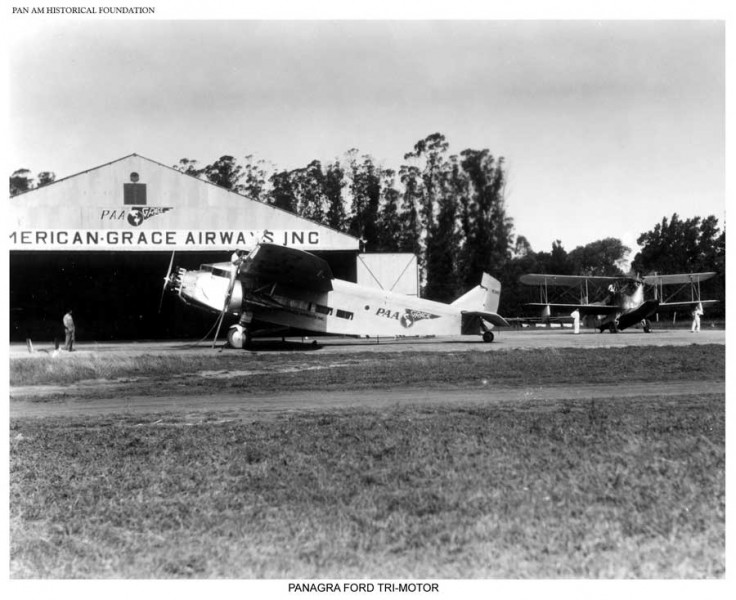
658, 299, 719, 310
525, 302, 619, 316
642, 273, 716, 286
519, 274, 622, 287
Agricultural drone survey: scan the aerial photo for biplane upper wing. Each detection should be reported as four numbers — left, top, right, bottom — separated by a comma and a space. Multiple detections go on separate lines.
519, 274, 621, 287
641, 272, 716, 286
239, 243, 334, 292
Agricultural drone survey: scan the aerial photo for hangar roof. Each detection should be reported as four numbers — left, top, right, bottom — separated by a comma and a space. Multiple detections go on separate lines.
10, 154, 360, 252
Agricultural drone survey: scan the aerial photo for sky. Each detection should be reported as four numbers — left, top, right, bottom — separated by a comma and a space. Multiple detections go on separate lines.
7, 10, 727, 262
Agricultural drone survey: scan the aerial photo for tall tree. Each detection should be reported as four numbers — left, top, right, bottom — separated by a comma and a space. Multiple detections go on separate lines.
513, 235, 533, 258
241, 154, 273, 203
404, 133, 458, 299
36, 171, 56, 187
294, 160, 327, 224
324, 160, 347, 231
404, 133, 450, 236
268, 170, 298, 213
346, 152, 381, 251
568, 238, 630, 276
633, 213, 725, 275
173, 158, 203, 177
633, 213, 725, 315
10, 169, 33, 196
375, 168, 402, 252
203, 155, 244, 192
397, 163, 422, 257
426, 155, 463, 302
457, 149, 513, 289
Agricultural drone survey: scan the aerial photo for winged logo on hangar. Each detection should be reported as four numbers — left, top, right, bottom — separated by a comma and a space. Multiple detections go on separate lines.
127, 206, 173, 226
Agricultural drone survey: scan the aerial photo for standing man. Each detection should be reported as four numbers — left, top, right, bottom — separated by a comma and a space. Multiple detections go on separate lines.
63, 309, 75, 351
570, 309, 580, 334
691, 303, 704, 333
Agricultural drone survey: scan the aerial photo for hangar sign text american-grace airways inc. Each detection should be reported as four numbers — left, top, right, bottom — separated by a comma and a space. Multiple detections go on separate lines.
9, 229, 322, 250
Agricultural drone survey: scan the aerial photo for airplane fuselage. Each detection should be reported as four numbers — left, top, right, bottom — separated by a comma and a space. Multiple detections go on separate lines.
171, 262, 496, 340
252, 278, 463, 338
587, 282, 658, 331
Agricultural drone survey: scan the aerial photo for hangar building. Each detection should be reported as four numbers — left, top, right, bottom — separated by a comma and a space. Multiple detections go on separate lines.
9, 154, 418, 342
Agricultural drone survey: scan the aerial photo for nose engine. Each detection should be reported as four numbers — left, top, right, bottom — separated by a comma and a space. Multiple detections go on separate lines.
166, 267, 243, 314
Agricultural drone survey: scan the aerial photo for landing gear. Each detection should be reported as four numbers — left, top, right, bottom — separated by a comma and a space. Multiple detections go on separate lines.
227, 325, 245, 349
482, 330, 495, 343
600, 320, 620, 333
227, 324, 253, 349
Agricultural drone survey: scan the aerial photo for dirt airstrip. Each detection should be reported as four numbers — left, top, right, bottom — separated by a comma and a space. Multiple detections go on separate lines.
10, 328, 726, 419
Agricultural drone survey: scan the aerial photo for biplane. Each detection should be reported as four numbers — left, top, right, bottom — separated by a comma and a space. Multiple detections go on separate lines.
161, 243, 509, 348
519, 272, 718, 332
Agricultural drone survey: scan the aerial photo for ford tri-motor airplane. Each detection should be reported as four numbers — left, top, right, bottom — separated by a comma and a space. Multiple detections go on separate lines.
519, 272, 718, 332
162, 243, 509, 348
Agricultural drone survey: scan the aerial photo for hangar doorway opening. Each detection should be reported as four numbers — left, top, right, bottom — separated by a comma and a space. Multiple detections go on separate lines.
9, 250, 359, 343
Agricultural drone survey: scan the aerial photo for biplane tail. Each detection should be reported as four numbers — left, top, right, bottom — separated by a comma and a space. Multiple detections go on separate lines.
451, 273, 502, 314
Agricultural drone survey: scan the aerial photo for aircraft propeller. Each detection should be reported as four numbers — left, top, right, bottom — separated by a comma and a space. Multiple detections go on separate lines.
158, 251, 176, 314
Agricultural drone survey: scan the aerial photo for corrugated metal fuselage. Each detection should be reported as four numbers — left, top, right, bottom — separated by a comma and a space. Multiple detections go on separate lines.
173, 264, 477, 338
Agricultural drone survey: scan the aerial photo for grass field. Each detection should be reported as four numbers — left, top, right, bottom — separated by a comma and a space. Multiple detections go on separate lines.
9, 344, 725, 390
9, 346, 725, 578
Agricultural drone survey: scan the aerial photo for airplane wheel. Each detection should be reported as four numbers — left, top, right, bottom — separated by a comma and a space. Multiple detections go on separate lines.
226, 325, 244, 349
482, 331, 495, 343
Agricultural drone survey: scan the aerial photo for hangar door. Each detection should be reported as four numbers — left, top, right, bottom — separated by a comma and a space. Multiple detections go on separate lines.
356, 254, 419, 297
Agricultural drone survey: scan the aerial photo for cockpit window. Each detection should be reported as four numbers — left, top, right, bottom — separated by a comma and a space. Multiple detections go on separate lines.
198, 264, 231, 277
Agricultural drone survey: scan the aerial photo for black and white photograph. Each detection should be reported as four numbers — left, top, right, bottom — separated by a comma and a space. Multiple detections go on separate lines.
6, 1, 730, 596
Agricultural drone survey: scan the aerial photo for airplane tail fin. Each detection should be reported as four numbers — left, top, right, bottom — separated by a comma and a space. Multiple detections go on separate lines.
451, 273, 502, 314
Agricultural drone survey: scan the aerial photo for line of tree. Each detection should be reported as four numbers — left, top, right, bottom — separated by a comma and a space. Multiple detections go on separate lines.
10, 169, 56, 195
10, 135, 725, 317
172, 133, 514, 303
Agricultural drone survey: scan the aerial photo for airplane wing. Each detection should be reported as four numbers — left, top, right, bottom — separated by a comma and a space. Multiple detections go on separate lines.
520, 274, 621, 287
642, 272, 716, 286
526, 302, 619, 316
461, 311, 510, 327
658, 300, 719, 310
239, 243, 334, 292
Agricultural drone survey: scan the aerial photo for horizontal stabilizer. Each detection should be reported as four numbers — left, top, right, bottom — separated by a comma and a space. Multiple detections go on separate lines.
461, 311, 510, 328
